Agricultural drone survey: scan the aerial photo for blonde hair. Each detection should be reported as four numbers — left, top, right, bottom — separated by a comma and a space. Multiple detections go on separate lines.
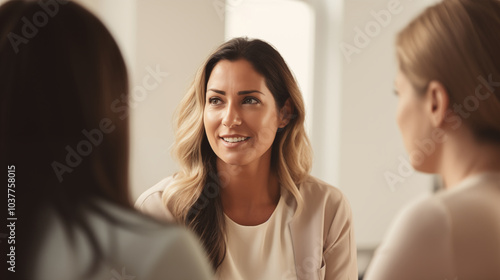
397, 0, 500, 142
162, 37, 312, 269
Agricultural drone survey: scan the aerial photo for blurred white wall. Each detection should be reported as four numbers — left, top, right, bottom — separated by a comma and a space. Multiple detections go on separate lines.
130, 1, 225, 200
337, 0, 439, 272
225, 0, 316, 136
339, 0, 439, 250
75, 0, 225, 200
74, 0, 136, 71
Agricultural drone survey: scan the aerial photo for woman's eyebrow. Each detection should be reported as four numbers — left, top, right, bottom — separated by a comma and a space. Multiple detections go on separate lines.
238, 90, 263, 95
208, 89, 225, 95
207, 89, 264, 95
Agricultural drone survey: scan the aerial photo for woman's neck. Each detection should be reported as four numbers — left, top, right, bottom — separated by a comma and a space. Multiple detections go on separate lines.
217, 150, 280, 224
439, 130, 500, 189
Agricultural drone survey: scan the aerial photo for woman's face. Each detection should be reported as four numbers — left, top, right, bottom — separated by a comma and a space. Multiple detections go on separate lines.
204, 59, 283, 167
395, 70, 434, 171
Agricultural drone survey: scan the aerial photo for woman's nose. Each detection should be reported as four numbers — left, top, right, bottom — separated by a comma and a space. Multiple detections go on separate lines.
222, 103, 242, 128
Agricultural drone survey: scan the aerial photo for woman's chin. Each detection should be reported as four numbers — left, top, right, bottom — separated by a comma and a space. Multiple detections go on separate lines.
410, 161, 437, 174
218, 156, 249, 167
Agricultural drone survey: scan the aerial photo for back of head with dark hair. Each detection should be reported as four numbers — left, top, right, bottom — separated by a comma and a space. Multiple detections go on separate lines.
0, 0, 131, 278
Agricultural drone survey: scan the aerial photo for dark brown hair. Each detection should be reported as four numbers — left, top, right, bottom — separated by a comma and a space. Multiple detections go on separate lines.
0, 0, 130, 278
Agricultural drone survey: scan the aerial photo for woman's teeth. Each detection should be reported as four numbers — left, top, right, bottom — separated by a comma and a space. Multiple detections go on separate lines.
222, 137, 248, 143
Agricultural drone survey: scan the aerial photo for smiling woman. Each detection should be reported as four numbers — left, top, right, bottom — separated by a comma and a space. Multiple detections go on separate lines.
204, 59, 289, 169
135, 37, 358, 280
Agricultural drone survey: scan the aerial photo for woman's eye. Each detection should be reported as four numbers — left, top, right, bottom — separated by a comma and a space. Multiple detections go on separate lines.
243, 97, 260, 104
209, 97, 222, 105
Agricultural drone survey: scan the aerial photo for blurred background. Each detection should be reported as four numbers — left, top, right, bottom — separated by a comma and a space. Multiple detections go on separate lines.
2, 0, 441, 276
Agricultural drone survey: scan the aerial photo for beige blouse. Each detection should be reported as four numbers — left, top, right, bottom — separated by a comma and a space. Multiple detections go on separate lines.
217, 194, 297, 279
136, 175, 358, 280
365, 172, 500, 280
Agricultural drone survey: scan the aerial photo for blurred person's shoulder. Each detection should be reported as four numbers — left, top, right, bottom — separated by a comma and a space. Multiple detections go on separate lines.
379, 172, 500, 243
432, 172, 500, 241
34, 200, 213, 280
135, 176, 175, 222
366, 173, 500, 279
435, 172, 500, 206
377, 173, 500, 241
385, 193, 451, 248
95, 200, 213, 279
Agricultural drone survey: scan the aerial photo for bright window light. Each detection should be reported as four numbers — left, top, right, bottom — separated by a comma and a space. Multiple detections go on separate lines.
225, 0, 315, 133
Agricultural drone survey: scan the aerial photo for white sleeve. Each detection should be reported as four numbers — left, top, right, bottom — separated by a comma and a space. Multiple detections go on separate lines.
364, 196, 455, 280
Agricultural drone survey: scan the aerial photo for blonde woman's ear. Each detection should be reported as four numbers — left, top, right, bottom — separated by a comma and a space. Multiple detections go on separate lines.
279, 99, 293, 128
426, 80, 450, 128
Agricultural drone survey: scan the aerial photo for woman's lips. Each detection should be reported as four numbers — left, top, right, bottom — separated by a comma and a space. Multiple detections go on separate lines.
219, 135, 250, 147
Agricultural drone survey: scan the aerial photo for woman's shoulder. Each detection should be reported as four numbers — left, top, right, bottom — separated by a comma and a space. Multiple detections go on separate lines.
297, 175, 349, 206
385, 194, 452, 248
289, 175, 357, 271
134, 176, 176, 222
35, 202, 212, 280
94, 200, 213, 278
364, 195, 454, 279
396, 172, 500, 233
290, 175, 353, 228
436, 172, 500, 204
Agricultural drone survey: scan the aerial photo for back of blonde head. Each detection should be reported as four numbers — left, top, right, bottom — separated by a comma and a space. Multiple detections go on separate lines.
397, 0, 500, 142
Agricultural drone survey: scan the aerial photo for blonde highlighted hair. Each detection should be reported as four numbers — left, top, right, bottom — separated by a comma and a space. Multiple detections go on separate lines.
162, 37, 312, 269
396, 0, 500, 142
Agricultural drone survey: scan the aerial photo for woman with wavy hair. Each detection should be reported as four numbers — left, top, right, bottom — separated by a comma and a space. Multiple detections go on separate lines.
136, 37, 357, 279
365, 0, 500, 279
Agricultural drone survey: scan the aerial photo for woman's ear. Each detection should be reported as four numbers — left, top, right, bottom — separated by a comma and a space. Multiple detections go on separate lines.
279, 99, 293, 128
425, 81, 450, 128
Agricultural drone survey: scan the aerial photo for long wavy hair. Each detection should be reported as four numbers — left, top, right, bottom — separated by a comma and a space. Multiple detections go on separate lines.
396, 0, 500, 143
163, 37, 312, 269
